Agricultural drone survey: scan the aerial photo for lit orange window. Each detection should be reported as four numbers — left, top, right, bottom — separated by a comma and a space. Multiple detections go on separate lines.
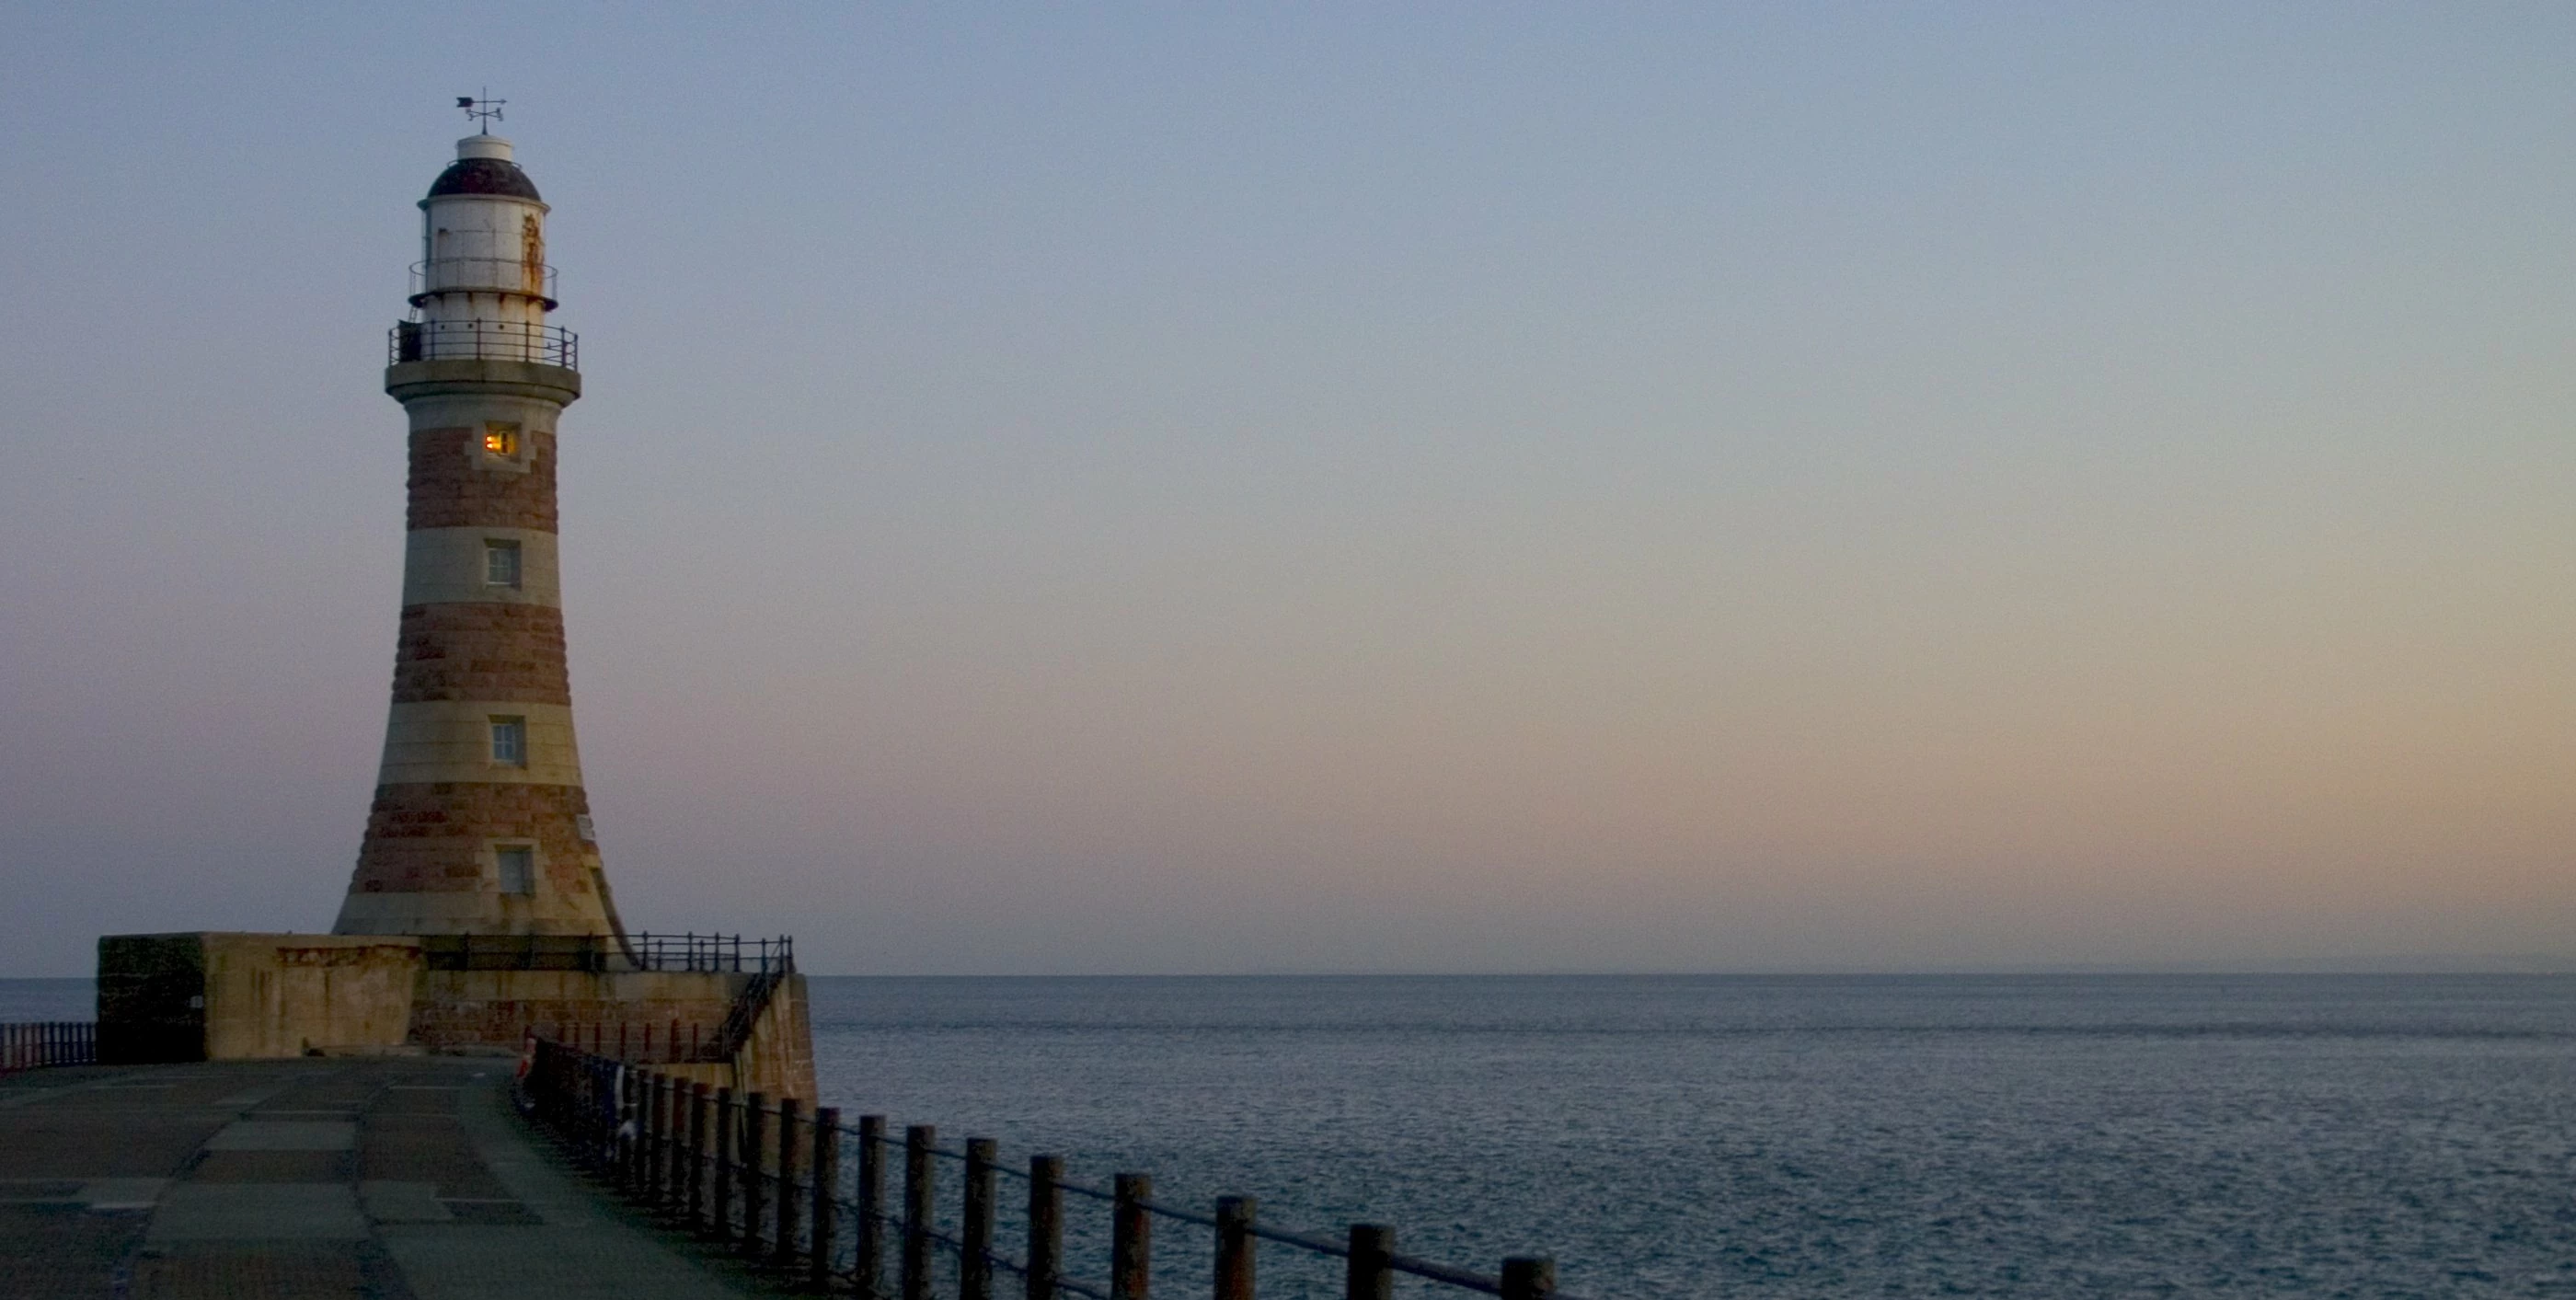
484, 422, 519, 455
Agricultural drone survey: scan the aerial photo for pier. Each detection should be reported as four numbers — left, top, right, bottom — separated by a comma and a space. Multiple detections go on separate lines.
1, 1052, 788, 1299
5, 1030, 1579, 1299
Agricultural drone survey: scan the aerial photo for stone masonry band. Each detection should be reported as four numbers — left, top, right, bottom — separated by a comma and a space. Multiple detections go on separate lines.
346, 782, 604, 917
391, 603, 572, 706
408, 423, 560, 533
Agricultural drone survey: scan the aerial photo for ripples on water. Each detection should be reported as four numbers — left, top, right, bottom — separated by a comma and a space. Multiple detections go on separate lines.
806, 975, 2576, 1298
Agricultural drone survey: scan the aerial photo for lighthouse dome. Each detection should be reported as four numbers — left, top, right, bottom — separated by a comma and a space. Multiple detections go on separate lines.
426, 135, 542, 201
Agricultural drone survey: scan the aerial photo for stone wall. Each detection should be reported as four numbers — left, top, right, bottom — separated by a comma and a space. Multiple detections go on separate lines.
406, 968, 816, 1100
735, 974, 817, 1101
95, 933, 816, 1100
97, 933, 421, 1062
202, 934, 422, 1058
408, 968, 736, 1053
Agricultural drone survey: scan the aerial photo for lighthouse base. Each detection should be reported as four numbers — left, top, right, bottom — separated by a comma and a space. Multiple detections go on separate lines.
94, 932, 816, 1101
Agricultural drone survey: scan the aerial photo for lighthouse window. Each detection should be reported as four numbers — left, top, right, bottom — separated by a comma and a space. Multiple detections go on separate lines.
496, 846, 535, 895
484, 540, 523, 588
484, 422, 519, 456
489, 717, 527, 766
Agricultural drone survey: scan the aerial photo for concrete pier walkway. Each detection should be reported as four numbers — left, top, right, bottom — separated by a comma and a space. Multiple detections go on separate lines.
0, 1057, 786, 1299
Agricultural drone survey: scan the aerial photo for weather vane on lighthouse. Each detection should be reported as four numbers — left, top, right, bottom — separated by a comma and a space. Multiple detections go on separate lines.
457, 91, 506, 133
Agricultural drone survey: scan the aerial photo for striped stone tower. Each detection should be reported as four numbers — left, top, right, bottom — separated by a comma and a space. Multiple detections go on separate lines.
335, 129, 627, 946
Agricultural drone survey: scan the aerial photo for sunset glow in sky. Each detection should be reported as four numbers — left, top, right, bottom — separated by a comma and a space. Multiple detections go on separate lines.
3, 4, 2570, 973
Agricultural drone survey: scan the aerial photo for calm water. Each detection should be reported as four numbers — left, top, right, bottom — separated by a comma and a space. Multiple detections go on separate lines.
806, 975, 2576, 1298
10, 974, 2570, 1295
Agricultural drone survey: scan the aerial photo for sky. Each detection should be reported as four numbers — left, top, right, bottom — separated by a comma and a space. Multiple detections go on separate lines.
2, 4, 2570, 975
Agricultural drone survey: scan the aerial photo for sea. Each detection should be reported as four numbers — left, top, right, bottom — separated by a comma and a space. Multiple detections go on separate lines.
9, 973, 2571, 1296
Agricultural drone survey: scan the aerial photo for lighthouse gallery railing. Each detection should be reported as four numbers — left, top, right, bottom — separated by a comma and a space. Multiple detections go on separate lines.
390, 319, 579, 368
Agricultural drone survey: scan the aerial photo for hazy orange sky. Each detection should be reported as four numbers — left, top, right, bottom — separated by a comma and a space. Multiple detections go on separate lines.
2, 4, 2570, 973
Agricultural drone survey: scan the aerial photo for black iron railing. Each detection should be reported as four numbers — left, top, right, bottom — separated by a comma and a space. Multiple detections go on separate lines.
522, 1039, 1581, 1300
389, 318, 579, 368
421, 932, 620, 972
709, 965, 788, 1058
470, 934, 792, 1065
1, 1021, 97, 1075
414, 931, 791, 975
631, 933, 795, 975
542, 1018, 729, 1064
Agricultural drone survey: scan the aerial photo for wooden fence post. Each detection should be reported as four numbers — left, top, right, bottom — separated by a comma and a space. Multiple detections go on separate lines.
688, 1083, 710, 1226
902, 1125, 936, 1300
1112, 1173, 1152, 1300
647, 1073, 669, 1204
1501, 1258, 1556, 1300
638, 1069, 656, 1192
1214, 1196, 1256, 1300
618, 1066, 639, 1189
604, 1064, 624, 1182
713, 1087, 738, 1242
811, 1107, 842, 1293
670, 1076, 690, 1204
961, 1138, 997, 1300
1026, 1155, 1064, 1300
1347, 1225, 1394, 1300
598, 1059, 615, 1167
774, 1098, 802, 1268
857, 1115, 888, 1300
742, 1093, 770, 1257
638, 1073, 658, 1202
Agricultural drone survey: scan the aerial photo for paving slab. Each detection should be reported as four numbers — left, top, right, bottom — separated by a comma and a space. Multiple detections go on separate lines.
206, 1121, 358, 1151
358, 1180, 454, 1224
147, 1183, 370, 1242
381, 1225, 754, 1299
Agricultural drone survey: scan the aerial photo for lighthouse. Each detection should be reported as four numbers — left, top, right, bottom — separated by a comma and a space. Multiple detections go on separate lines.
333, 125, 627, 945
97, 115, 810, 1095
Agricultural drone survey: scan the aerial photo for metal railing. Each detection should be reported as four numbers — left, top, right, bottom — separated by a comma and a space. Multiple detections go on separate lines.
389, 319, 579, 368
1, 1021, 97, 1075
465, 934, 792, 1064
631, 933, 796, 975
420, 932, 622, 972
709, 965, 788, 1059
542, 1018, 730, 1064
412, 931, 792, 975
523, 1039, 1581, 1300
410, 257, 560, 307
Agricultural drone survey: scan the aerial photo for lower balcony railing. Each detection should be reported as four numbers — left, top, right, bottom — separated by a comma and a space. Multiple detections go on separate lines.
389, 319, 578, 368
